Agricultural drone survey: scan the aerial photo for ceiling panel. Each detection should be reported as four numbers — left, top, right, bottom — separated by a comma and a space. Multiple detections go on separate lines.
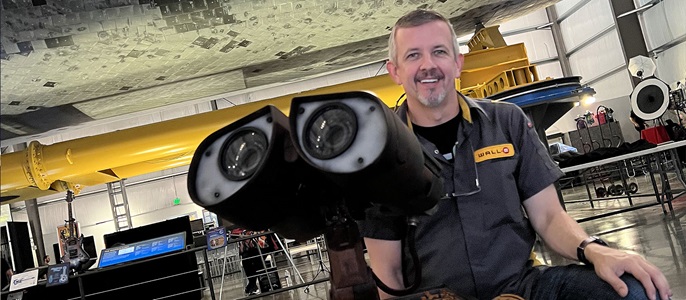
1, 0, 556, 143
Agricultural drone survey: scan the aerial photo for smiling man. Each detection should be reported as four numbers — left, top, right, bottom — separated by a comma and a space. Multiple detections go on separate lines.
360, 9, 672, 300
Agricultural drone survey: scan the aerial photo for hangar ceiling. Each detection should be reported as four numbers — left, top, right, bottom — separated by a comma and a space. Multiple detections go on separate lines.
0, 0, 555, 146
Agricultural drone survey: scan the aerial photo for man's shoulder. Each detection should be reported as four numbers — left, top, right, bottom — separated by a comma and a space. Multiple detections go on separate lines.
467, 96, 517, 109
464, 96, 522, 119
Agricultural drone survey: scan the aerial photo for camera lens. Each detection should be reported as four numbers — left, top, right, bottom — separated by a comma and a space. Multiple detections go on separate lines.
220, 128, 268, 180
304, 103, 357, 159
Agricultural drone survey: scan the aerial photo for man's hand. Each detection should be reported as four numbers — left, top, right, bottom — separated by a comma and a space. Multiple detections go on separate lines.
585, 243, 672, 300
524, 185, 672, 299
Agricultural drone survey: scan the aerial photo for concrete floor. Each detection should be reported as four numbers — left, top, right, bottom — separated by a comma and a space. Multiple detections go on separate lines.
552, 172, 686, 298
202, 173, 686, 300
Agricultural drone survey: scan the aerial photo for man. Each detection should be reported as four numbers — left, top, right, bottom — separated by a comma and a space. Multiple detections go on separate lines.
233, 229, 281, 295
1, 257, 12, 290
630, 110, 646, 132
39, 255, 51, 279
361, 9, 672, 300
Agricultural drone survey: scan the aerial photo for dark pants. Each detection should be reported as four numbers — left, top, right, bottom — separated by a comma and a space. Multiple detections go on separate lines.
527, 264, 659, 300
241, 248, 264, 293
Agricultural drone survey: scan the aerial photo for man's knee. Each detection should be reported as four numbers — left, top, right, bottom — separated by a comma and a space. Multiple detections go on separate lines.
621, 274, 660, 300
534, 265, 660, 300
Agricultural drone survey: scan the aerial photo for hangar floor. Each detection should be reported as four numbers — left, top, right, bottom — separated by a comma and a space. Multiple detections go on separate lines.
202, 173, 686, 299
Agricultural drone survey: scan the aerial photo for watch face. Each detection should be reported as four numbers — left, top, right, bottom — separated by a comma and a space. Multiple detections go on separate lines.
596, 239, 608, 246
590, 236, 608, 246
583, 236, 598, 247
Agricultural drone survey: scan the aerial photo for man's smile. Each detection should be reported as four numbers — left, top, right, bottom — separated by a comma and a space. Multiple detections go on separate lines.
416, 69, 445, 87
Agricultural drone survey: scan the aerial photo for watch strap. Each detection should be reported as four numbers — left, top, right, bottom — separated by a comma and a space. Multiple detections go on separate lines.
577, 236, 608, 265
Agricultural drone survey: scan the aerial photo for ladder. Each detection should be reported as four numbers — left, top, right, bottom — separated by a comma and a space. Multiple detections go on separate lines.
107, 180, 133, 231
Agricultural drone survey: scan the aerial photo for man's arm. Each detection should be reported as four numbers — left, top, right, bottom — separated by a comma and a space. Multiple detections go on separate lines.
523, 184, 672, 300
364, 238, 404, 299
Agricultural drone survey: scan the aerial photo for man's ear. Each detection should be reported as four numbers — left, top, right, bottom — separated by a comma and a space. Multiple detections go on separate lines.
455, 53, 465, 78
386, 60, 402, 85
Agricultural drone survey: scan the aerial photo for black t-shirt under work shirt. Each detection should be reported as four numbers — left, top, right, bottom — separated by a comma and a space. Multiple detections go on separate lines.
412, 113, 460, 157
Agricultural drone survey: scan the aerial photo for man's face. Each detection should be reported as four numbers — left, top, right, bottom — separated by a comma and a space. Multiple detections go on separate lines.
387, 21, 464, 108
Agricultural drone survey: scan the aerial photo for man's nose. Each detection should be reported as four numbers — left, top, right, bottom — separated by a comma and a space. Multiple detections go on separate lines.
419, 55, 437, 70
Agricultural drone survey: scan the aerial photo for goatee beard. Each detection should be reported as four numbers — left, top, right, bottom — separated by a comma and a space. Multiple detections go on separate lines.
419, 89, 447, 108
416, 68, 447, 107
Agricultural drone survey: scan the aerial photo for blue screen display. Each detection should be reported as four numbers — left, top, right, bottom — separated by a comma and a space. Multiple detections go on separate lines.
97, 232, 186, 268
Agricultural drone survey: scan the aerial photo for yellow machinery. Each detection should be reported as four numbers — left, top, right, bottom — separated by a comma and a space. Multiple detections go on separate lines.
0, 26, 543, 204
460, 25, 541, 98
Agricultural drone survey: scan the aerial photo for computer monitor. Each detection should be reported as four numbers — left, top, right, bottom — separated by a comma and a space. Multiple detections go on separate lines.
97, 232, 186, 269
103, 216, 192, 248
192, 235, 207, 247
190, 219, 204, 234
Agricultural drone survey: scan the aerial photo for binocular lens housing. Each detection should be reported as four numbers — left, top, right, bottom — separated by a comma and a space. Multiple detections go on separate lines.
304, 103, 358, 160
220, 128, 268, 181
188, 92, 443, 241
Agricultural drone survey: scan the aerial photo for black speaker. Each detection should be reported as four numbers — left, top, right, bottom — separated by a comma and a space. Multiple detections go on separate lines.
53, 243, 61, 261
82, 236, 97, 258
7, 221, 34, 272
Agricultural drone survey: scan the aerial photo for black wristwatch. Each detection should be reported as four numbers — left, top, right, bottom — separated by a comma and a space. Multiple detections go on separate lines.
577, 236, 608, 265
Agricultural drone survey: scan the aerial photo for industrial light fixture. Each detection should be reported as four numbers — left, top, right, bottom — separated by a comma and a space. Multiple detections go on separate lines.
616, 1, 656, 19
582, 95, 596, 105
535, 22, 554, 30
631, 77, 670, 120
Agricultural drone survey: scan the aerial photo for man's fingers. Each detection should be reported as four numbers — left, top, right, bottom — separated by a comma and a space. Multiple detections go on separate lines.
642, 261, 672, 300
591, 249, 671, 300
597, 267, 628, 297
654, 275, 672, 300
628, 265, 656, 300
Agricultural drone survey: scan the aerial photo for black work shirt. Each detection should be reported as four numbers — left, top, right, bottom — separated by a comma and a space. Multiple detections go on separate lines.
360, 93, 564, 299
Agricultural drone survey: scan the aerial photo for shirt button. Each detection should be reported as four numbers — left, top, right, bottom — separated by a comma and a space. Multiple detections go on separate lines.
434, 150, 440, 154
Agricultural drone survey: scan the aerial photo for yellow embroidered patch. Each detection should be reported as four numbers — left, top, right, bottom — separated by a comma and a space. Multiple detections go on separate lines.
474, 143, 515, 163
